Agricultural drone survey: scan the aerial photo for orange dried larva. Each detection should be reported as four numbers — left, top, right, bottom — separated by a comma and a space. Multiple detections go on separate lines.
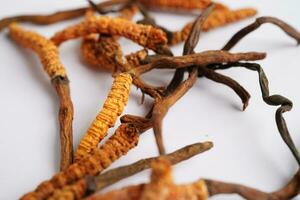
51, 16, 167, 51
74, 73, 133, 161
9, 23, 66, 79
139, 0, 212, 11
21, 123, 140, 200
80, 35, 122, 71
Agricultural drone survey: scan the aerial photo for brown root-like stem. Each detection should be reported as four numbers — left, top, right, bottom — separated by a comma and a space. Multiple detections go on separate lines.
52, 76, 74, 171
93, 141, 213, 191
133, 51, 266, 76
205, 169, 300, 199
0, 0, 128, 31
222, 16, 300, 51
152, 68, 198, 155
9, 23, 74, 170
198, 66, 250, 110
208, 62, 300, 165
164, 3, 215, 96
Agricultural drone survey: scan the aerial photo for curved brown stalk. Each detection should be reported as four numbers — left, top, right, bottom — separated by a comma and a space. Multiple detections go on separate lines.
133, 51, 266, 75
152, 67, 198, 154
83, 142, 213, 196
52, 77, 74, 171
205, 169, 300, 199
198, 67, 250, 110
0, 0, 128, 31
9, 23, 73, 171
164, 3, 215, 96
208, 62, 300, 165
222, 16, 300, 51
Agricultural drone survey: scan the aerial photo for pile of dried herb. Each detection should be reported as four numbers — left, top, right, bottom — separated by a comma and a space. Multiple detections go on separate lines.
1, 0, 300, 199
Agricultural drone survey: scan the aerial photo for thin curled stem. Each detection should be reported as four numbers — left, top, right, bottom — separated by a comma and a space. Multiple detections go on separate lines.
198, 66, 250, 110
205, 168, 300, 199
222, 16, 300, 51
208, 62, 300, 165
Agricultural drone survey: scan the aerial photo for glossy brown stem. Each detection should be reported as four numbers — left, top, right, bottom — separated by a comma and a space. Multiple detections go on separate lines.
199, 66, 250, 110
205, 169, 300, 200
133, 51, 266, 75
222, 16, 300, 51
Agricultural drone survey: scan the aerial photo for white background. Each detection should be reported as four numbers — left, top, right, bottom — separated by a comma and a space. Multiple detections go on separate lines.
1, 0, 300, 199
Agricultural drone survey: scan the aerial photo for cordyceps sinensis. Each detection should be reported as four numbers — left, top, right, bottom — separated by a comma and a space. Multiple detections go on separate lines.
74, 73, 133, 161
8, 23, 74, 171
85, 158, 208, 200
170, 7, 257, 45
21, 122, 143, 200
80, 5, 139, 71
139, 0, 212, 11
50, 15, 168, 53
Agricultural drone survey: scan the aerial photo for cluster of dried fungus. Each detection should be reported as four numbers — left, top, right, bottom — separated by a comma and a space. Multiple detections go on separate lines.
1, 0, 300, 200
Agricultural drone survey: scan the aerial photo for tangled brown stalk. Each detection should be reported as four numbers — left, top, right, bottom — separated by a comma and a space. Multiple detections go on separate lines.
1, 1, 300, 200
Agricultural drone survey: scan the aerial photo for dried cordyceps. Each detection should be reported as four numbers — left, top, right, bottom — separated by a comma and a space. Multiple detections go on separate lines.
133, 51, 266, 75
170, 8, 257, 45
3, 1, 300, 200
222, 16, 300, 51
9, 23, 74, 171
208, 62, 300, 165
48, 141, 213, 200
86, 158, 208, 200
0, 0, 128, 31
125, 49, 148, 68
50, 15, 168, 52
80, 3, 138, 71
139, 0, 212, 11
21, 122, 142, 200
94, 141, 213, 191
75, 73, 132, 161
81, 34, 123, 71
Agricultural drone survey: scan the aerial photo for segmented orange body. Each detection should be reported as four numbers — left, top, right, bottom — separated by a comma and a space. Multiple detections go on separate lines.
139, 0, 211, 10
51, 16, 167, 51
75, 73, 132, 161
9, 23, 66, 79
170, 8, 257, 45
21, 123, 139, 200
